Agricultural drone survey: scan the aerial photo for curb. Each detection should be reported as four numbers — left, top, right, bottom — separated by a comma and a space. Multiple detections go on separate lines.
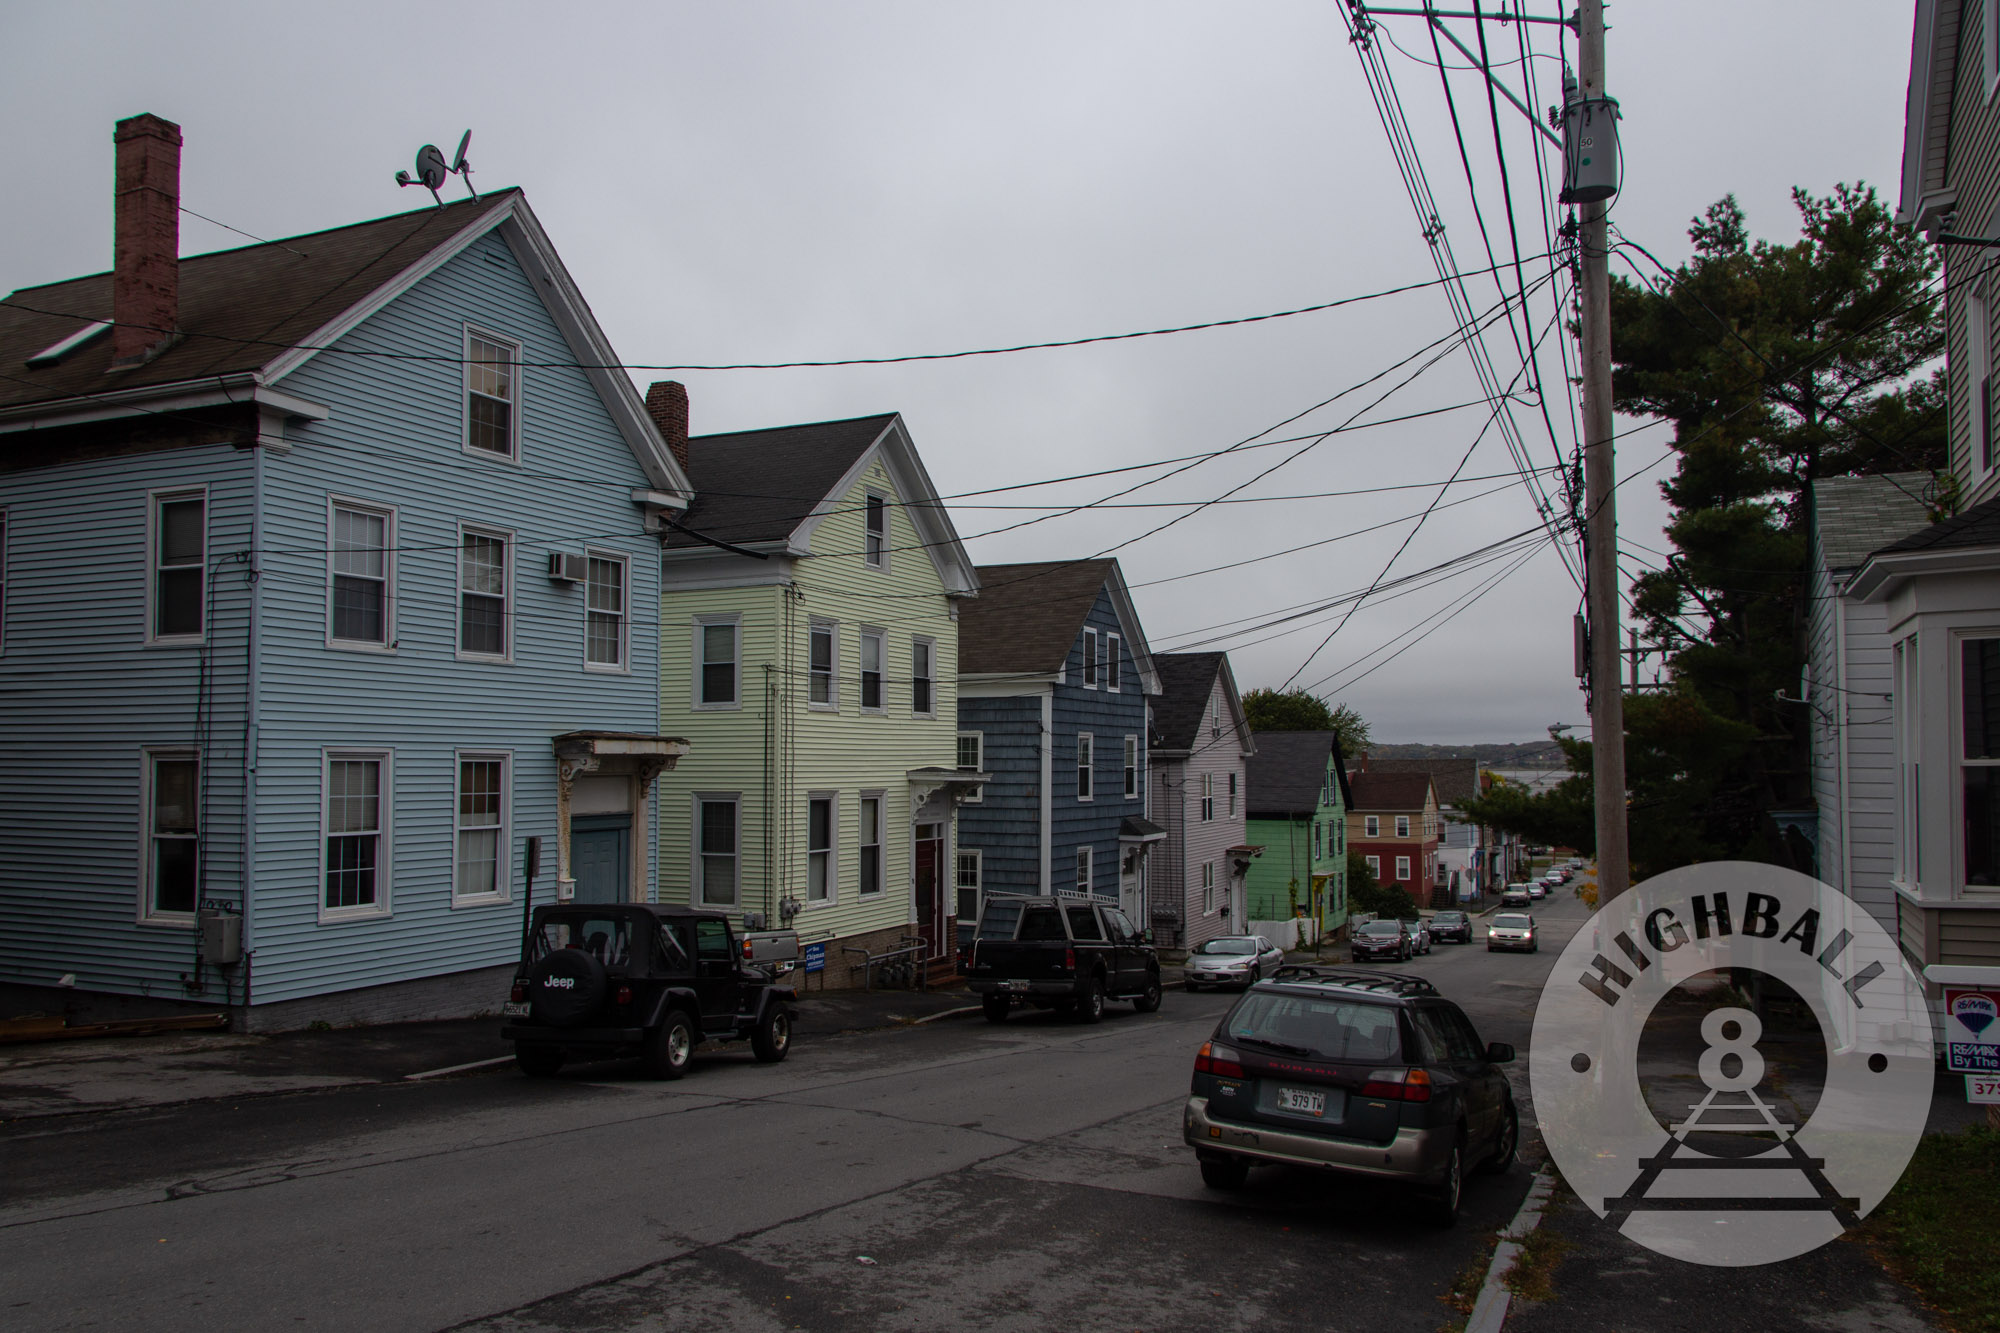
404, 1055, 515, 1081
910, 1005, 981, 1026
1465, 1166, 1557, 1333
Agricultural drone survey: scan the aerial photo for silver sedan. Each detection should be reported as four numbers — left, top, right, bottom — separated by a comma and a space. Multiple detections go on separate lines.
1183, 935, 1286, 990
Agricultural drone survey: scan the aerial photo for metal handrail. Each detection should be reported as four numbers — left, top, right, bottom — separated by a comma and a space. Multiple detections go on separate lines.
840, 936, 929, 991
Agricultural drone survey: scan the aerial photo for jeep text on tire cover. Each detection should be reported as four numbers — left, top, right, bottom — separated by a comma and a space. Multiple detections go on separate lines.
545, 977, 575, 989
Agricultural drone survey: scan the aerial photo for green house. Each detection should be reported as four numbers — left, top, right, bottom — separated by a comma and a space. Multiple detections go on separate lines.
647, 396, 982, 987
1243, 731, 1353, 938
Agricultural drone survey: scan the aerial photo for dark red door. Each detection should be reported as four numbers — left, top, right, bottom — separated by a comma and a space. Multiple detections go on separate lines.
915, 828, 946, 959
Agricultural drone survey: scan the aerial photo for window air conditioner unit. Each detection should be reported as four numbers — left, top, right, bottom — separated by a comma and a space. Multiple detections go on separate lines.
548, 553, 588, 584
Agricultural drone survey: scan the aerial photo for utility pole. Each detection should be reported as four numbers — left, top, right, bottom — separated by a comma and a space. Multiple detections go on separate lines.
1573, 0, 1630, 898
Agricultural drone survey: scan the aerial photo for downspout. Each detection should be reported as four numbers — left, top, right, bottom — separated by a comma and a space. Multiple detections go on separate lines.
765, 661, 776, 926
1040, 691, 1054, 893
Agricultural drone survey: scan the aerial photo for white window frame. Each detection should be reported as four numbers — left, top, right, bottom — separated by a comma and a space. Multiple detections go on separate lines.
808, 618, 839, 710
582, 550, 629, 673
1076, 845, 1093, 895
147, 486, 207, 647
463, 326, 523, 463
1314, 821, 1323, 862
858, 791, 885, 897
1077, 732, 1094, 801
1228, 771, 1238, 818
1123, 735, 1138, 799
1105, 633, 1122, 692
1082, 628, 1099, 690
863, 490, 889, 569
1396, 814, 1411, 838
1959, 632, 2000, 895
1210, 696, 1221, 737
1201, 771, 1214, 822
1396, 855, 1411, 881
320, 748, 392, 923
693, 792, 742, 908
957, 731, 984, 801
455, 523, 512, 662
1365, 815, 1380, 838
859, 627, 886, 713
912, 635, 937, 717
806, 791, 838, 905
1976, 282, 1998, 480
1895, 635, 1921, 889
452, 750, 511, 905
1202, 860, 1216, 915
326, 498, 395, 652
1365, 854, 1381, 879
137, 746, 200, 926
956, 848, 983, 921
693, 614, 741, 710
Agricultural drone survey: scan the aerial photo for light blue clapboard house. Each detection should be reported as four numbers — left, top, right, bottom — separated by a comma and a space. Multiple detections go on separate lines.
954, 559, 1163, 937
0, 115, 693, 1027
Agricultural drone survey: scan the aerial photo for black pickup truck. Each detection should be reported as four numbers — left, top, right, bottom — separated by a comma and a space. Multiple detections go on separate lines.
964, 896, 1163, 1023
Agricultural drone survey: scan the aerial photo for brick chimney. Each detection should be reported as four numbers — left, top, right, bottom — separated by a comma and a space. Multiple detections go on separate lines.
112, 114, 182, 368
645, 380, 690, 473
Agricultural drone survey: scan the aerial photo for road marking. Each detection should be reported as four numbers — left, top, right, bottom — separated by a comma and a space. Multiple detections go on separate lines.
404, 1055, 515, 1082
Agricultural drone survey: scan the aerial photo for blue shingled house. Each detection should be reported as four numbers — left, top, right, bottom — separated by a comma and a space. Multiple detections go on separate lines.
0, 116, 693, 1028
954, 559, 1162, 936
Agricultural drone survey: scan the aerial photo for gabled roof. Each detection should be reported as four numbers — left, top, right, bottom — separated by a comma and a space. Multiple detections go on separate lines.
665, 412, 977, 595
0, 190, 690, 492
1150, 652, 1253, 756
959, 558, 1159, 691
1811, 472, 1936, 570
1348, 770, 1435, 815
1362, 756, 1479, 808
1245, 731, 1350, 819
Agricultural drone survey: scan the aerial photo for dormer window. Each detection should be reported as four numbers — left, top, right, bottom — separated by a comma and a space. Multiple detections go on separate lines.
465, 330, 519, 459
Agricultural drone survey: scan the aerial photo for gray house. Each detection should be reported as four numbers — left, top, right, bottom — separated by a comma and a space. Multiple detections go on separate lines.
1145, 651, 1258, 948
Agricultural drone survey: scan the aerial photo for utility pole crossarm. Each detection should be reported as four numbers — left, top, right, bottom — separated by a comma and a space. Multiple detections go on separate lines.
1424, 18, 1565, 149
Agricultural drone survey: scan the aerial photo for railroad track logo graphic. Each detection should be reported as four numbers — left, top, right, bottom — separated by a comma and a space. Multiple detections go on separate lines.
1531, 862, 1933, 1266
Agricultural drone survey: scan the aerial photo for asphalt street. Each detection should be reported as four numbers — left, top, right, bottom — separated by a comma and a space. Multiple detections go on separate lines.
0, 893, 1592, 1333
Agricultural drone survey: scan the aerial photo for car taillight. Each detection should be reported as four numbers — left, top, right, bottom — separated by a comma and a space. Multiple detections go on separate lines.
1193, 1041, 1245, 1079
510, 981, 528, 1003
615, 985, 633, 1005
1064, 946, 1076, 971
1360, 1067, 1433, 1102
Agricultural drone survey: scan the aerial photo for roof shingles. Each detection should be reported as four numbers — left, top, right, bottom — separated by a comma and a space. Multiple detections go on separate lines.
959, 560, 1119, 676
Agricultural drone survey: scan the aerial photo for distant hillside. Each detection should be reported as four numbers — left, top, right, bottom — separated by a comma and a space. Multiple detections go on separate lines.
1367, 741, 1567, 770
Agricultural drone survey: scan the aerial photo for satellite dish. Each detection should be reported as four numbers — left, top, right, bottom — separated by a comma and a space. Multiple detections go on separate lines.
393, 133, 479, 206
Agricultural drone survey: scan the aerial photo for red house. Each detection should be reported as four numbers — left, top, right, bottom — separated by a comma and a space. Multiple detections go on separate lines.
1345, 769, 1443, 906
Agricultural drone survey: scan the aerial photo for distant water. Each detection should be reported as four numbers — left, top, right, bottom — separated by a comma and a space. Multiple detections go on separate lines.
1490, 767, 1570, 795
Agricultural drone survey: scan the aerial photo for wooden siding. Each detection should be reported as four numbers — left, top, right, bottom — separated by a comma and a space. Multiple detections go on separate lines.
0, 444, 252, 998
1147, 671, 1251, 949
957, 694, 1046, 895
235, 228, 664, 1005
1946, 0, 2000, 505
655, 452, 961, 949
1244, 752, 1348, 925
1940, 908, 2000, 963
1048, 585, 1151, 897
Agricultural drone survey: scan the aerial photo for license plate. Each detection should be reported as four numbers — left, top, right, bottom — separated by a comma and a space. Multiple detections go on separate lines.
1277, 1086, 1326, 1116
1004, 980, 1029, 992
502, 1001, 530, 1017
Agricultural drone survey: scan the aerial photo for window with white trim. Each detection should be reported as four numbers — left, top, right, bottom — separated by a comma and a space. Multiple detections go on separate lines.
1396, 814, 1411, 838
1123, 736, 1138, 798
465, 331, 519, 459
809, 620, 837, 708
1077, 733, 1094, 800
1364, 815, 1380, 838
696, 615, 739, 708
957, 732, 983, 801
1202, 860, 1216, 915
860, 628, 885, 711
1365, 854, 1380, 879
141, 748, 199, 921
1076, 845, 1092, 895
807, 794, 835, 902
1976, 282, 1997, 477
1201, 772, 1214, 822
454, 753, 508, 901
1227, 771, 1238, 817
458, 527, 509, 658
1964, 637, 2000, 889
329, 502, 391, 647
864, 492, 887, 568
695, 795, 739, 907
859, 794, 883, 896
912, 637, 936, 716
324, 752, 389, 918
585, 553, 627, 669
1083, 629, 1099, 688
151, 490, 205, 642
1210, 696, 1220, 737
956, 849, 982, 920
1314, 821, 1323, 862
1396, 855, 1411, 881
1895, 636, 1921, 885
1106, 633, 1121, 692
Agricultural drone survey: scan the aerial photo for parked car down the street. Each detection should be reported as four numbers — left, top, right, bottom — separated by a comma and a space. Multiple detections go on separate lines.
1486, 912, 1538, 953
1500, 885, 1532, 908
1184, 935, 1287, 990
1428, 910, 1473, 944
965, 896, 1163, 1023
1184, 966, 1518, 1226
1350, 918, 1415, 962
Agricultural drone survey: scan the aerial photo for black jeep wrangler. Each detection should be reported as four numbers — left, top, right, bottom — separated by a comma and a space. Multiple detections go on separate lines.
500, 904, 798, 1079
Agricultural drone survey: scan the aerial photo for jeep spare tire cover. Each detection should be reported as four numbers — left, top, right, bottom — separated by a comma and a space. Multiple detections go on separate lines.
528, 948, 607, 1027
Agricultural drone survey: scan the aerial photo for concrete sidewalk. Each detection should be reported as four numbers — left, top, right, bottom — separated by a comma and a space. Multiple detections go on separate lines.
0, 984, 975, 1123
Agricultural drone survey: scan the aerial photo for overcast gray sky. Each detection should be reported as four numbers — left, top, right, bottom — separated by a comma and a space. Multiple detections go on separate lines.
0, 2, 1916, 743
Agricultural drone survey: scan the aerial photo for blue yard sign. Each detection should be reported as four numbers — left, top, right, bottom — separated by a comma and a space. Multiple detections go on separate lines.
803, 942, 825, 974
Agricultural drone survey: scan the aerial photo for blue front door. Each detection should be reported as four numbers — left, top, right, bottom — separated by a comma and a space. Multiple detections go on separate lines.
572, 816, 630, 904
